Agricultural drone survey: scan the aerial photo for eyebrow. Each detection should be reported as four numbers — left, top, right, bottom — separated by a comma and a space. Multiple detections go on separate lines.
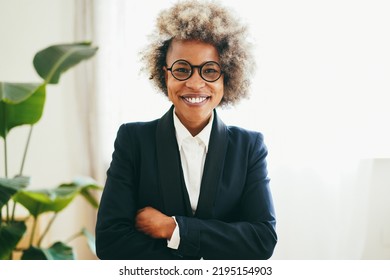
172, 60, 220, 66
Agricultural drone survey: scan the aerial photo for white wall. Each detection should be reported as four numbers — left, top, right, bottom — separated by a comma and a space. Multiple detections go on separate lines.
2, 0, 389, 260
94, 0, 390, 259
0, 0, 96, 259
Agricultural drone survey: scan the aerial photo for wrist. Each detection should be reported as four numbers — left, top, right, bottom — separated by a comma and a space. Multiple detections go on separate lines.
163, 217, 176, 239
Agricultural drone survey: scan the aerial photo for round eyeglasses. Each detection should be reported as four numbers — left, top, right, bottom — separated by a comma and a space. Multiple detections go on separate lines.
166, 59, 223, 82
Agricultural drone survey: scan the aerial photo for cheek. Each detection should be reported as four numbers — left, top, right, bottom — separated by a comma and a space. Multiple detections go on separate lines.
214, 81, 224, 97
220, 83, 224, 94
164, 70, 172, 100
167, 87, 173, 101
166, 79, 177, 101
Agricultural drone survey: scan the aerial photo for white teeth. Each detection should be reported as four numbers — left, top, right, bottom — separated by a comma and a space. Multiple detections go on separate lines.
184, 97, 207, 104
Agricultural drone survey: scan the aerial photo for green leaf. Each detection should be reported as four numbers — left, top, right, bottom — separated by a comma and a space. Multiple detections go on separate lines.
0, 84, 45, 138
81, 227, 96, 255
59, 177, 103, 209
0, 221, 27, 260
43, 242, 75, 260
33, 42, 98, 84
21, 242, 75, 260
79, 186, 101, 208
0, 82, 41, 104
13, 177, 102, 218
0, 176, 30, 209
13, 186, 80, 217
20, 246, 46, 260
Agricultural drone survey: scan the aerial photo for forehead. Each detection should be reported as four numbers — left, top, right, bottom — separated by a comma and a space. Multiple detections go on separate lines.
166, 39, 220, 65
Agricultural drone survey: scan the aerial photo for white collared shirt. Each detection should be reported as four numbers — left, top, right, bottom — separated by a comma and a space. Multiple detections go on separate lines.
167, 109, 213, 249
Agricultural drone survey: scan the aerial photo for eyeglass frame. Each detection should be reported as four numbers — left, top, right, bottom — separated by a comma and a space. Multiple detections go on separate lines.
166, 59, 223, 82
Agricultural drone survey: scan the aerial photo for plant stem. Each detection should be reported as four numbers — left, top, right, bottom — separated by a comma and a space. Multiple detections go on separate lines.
29, 204, 41, 247
10, 201, 17, 222
3, 130, 8, 178
19, 125, 33, 176
37, 213, 58, 247
6, 202, 10, 222
8, 126, 34, 222
65, 230, 82, 244
29, 216, 38, 247
2, 104, 9, 222
2, 102, 8, 178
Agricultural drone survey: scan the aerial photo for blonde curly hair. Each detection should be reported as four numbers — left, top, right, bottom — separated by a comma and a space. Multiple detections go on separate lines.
141, 0, 255, 107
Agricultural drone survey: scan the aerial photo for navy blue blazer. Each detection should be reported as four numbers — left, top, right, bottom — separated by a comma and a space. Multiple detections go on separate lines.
96, 106, 277, 259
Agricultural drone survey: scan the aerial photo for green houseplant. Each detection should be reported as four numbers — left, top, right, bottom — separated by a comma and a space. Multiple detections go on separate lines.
0, 42, 101, 259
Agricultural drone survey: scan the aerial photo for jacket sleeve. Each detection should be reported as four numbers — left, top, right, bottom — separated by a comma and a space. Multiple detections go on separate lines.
175, 133, 277, 259
95, 124, 175, 259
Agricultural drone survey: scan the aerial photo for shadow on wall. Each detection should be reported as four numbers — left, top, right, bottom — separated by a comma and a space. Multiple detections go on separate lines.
270, 158, 390, 259
338, 158, 390, 259
360, 159, 390, 259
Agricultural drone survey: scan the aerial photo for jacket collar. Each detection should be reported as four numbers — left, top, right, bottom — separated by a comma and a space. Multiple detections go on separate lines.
156, 105, 228, 218
173, 108, 214, 153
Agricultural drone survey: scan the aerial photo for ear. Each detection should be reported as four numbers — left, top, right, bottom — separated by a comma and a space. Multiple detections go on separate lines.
163, 66, 168, 81
162, 66, 171, 101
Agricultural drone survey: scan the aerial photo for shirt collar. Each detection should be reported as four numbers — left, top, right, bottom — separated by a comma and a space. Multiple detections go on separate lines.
173, 108, 213, 153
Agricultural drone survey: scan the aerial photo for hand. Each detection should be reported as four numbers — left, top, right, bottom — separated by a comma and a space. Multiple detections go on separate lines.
135, 206, 176, 239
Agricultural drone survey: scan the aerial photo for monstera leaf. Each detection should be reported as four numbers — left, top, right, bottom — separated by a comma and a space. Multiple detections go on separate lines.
0, 83, 44, 138
33, 42, 98, 84
13, 178, 102, 217
0, 176, 30, 208
59, 177, 102, 209
0, 221, 27, 260
21, 242, 75, 260
0, 42, 99, 259
0, 82, 40, 103
0, 42, 97, 138
81, 227, 96, 255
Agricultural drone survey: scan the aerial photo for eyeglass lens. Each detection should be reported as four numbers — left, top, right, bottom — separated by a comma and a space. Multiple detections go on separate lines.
170, 60, 222, 82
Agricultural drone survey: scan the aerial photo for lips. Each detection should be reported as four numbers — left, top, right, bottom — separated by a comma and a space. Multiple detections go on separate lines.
181, 94, 210, 105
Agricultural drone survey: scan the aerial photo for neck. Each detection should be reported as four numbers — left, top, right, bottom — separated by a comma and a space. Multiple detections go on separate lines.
176, 112, 212, 137
185, 119, 209, 136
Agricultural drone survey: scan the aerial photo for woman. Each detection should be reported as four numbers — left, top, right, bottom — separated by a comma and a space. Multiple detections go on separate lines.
96, 0, 277, 260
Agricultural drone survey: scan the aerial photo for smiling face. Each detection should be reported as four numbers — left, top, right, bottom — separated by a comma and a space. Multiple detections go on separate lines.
164, 39, 224, 135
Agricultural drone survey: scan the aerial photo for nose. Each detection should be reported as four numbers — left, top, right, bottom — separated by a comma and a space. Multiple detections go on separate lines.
185, 68, 205, 89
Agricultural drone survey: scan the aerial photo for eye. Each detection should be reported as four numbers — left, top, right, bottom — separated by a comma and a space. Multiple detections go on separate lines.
170, 61, 192, 80
202, 62, 221, 75
203, 68, 218, 74
173, 67, 191, 73
202, 63, 221, 81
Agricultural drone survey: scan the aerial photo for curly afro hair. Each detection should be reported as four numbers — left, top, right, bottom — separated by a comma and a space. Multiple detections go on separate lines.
141, 0, 255, 107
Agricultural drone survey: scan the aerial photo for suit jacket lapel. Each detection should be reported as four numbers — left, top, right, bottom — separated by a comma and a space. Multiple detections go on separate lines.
195, 110, 228, 218
156, 106, 192, 216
